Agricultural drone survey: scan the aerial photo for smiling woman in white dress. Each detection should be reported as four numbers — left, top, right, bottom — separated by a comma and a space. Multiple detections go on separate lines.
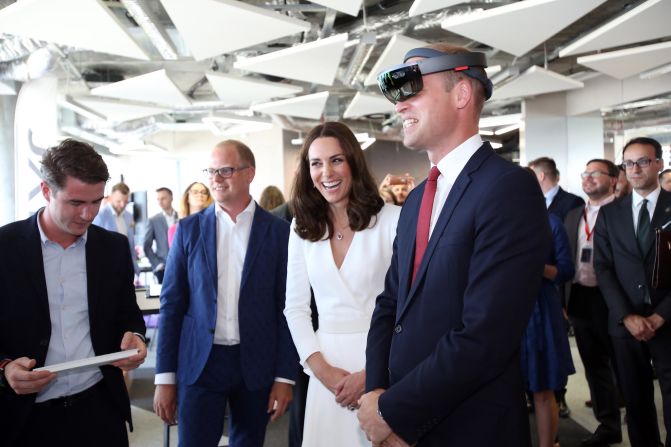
284, 122, 400, 447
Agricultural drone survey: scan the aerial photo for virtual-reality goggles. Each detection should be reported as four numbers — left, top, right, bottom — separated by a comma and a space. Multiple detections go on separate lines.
377, 47, 493, 104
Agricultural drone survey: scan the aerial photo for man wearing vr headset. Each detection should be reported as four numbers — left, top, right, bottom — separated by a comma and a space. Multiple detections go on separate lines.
359, 43, 550, 446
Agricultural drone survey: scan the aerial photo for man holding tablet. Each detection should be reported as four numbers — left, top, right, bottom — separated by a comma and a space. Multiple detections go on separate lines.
0, 139, 146, 447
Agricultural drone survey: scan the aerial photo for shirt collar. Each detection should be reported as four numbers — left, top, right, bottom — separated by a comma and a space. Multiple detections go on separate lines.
588, 194, 615, 208
435, 134, 483, 182
545, 184, 560, 201
36, 209, 88, 246
215, 198, 255, 225
632, 186, 661, 208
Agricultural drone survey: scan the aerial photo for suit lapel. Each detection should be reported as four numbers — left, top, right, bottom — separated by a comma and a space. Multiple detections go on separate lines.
401, 145, 491, 318
23, 213, 50, 323
85, 228, 103, 325
398, 186, 421, 305
615, 194, 640, 257
241, 205, 269, 290
200, 206, 218, 287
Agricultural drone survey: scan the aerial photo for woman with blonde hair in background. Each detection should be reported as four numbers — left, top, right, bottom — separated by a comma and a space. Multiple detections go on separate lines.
167, 181, 213, 246
259, 185, 286, 210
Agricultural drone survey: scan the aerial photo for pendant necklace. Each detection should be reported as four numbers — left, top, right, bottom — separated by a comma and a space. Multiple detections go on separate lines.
336, 232, 344, 241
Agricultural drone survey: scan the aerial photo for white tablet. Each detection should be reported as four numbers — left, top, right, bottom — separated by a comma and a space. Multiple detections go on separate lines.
34, 349, 139, 373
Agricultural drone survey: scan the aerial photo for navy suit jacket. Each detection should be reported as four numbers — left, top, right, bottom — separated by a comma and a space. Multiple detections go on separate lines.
0, 212, 145, 443
366, 144, 551, 446
143, 212, 171, 270
594, 190, 671, 337
156, 203, 297, 389
548, 187, 584, 221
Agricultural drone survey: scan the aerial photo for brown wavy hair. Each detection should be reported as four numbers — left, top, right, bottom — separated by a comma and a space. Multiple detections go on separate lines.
179, 181, 213, 218
292, 122, 383, 242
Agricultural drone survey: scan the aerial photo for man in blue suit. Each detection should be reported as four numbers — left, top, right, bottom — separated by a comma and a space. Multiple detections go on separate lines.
153, 139, 298, 447
93, 182, 140, 278
358, 43, 550, 446
143, 187, 177, 284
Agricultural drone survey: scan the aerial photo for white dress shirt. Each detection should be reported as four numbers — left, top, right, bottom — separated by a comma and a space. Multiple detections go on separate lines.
163, 209, 178, 227
430, 134, 483, 237
632, 186, 661, 232
574, 196, 614, 287
214, 200, 254, 345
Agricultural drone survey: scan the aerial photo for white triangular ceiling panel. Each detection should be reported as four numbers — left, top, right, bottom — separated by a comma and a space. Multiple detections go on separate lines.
206, 73, 303, 107
577, 41, 671, 80
90, 70, 191, 108
559, 0, 671, 57
441, 0, 606, 57
309, 0, 363, 16
344, 92, 394, 118
234, 34, 348, 86
409, 0, 467, 17
250, 91, 329, 120
0, 0, 149, 60
492, 66, 584, 101
72, 97, 171, 123
0, 81, 16, 95
160, 0, 311, 61
364, 35, 427, 86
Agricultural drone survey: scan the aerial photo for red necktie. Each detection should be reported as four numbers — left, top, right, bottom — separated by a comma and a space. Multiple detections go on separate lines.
412, 166, 440, 283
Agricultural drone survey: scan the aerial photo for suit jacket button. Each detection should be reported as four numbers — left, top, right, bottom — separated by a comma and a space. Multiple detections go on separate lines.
638, 284, 644, 289
394, 324, 402, 334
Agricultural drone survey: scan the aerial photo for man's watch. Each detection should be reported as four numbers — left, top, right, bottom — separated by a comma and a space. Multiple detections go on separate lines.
0, 359, 12, 388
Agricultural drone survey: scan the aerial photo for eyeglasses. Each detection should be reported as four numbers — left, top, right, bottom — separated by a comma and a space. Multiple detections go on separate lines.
202, 166, 250, 179
188, 189, 209, 196
580, 171, 611, 179
621, 158, 659, 170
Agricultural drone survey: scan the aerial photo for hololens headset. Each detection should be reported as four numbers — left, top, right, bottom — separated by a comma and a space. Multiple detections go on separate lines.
377, 48, 493, 104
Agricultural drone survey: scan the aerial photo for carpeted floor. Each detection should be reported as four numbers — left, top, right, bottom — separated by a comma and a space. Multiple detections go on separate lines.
130, 368, 591, 447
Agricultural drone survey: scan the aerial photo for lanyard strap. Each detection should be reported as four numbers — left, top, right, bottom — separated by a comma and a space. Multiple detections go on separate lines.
583, 208, 594, 242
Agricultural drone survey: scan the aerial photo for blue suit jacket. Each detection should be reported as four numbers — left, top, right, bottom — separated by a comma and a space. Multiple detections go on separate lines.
143, 212, 171, 270
366, 144, 551, 446
156, 203, 298, 389
93, 205, 140, 275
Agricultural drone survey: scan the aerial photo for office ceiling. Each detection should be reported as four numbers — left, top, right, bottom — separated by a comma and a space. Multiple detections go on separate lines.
0, 0, 670, 152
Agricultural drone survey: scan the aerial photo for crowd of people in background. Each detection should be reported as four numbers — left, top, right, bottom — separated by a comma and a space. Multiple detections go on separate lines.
2, 41, 671, 447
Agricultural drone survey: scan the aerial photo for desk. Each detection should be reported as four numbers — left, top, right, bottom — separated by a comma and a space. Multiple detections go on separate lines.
136, 288, 160, 315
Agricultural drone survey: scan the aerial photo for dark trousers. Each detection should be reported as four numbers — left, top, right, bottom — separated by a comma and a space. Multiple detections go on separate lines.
288, 369, 310, 447
611, 323, 671, 447
21, 380, 128, 447
568, 284, 621, 434
154, 269, 164, 284
178, 345, 271, 447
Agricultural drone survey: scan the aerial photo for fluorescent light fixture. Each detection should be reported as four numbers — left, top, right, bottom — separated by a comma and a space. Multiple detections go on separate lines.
479, 129, 494, 136
479, 113, 522, 128
110, 142, 168, 155
291, 137, 304, 145
485, 65, 502, 76
489, 142, 503, 149
354, 132, 370, 142
122, 0, 178, 60
360, 137, 376, 150
202, 113, 273, 136
640, 62, 671, 80
494, 124, 520, 135
58, 98, 107, 123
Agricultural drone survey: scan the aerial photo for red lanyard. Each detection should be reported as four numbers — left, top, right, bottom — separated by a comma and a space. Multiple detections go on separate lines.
583, 208, 594, 241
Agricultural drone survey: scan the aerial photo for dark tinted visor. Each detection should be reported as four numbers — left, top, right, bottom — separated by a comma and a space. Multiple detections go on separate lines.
377, 64, 423, 104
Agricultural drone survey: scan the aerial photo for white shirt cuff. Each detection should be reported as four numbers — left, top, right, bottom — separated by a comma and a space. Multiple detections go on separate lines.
275, 377, 295, 386
154, 372, 176, 385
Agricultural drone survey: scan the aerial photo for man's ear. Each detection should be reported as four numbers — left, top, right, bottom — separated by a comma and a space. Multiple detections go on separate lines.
40, 181, 52, 202
455, 79, 472, 109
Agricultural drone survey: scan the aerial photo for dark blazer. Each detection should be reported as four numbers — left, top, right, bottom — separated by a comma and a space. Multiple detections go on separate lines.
143, 212, 171, 271
0, 212, 146, 443
594, 190, 671, 337
548, 187, 585, 221
156, 203, 297, 389
366, 144, 551, 446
